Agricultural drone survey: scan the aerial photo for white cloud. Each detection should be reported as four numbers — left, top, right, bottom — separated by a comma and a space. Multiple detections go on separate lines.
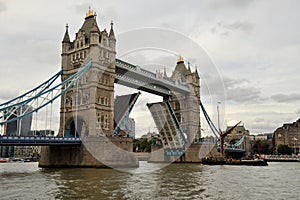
271, 93, 300, 103
0, 1, 6, 13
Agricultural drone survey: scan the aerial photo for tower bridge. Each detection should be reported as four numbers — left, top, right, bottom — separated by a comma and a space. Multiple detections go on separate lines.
0, 8, 203, 167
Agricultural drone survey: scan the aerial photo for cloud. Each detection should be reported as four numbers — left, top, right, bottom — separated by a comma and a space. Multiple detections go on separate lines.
211, 21, 254, 36
207, 0, 254, 9
0, 88, 19, 102
74, 3, 91, 15
271, 93, 300, 103
0, 1, 6, 13
201, 74, 261, 103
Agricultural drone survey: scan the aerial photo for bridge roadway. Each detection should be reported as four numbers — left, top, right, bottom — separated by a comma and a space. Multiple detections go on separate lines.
115, 59, 190, 97
0, 59, 191, 146
0, 136, 81, 146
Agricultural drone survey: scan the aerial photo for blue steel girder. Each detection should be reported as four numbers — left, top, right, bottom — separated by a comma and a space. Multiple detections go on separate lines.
115, 59, 190, 97
0, 136, 82, 146
0, 60, 92, 126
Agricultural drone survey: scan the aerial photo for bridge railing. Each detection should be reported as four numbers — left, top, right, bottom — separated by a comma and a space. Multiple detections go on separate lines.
115, 73, 171, 95
116, 59, 189, 92
0, 135, 81, 146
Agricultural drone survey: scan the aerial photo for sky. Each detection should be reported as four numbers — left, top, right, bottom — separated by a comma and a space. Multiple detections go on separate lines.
0, 0, 300, 137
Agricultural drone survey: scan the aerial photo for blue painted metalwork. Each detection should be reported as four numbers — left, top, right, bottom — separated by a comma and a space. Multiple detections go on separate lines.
0, 70, 62, 108
0, 60, 92, 125
165, 100, 188, 146
199, 101, 219, 138
0, 136, 81, 146
0, 70, 62, 120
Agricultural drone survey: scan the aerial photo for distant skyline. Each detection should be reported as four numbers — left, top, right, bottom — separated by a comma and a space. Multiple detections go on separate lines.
0, 0, 300, 137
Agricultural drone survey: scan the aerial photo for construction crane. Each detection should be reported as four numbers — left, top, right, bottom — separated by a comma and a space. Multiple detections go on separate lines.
219, 121, 241, 158
200, 101, 242, 158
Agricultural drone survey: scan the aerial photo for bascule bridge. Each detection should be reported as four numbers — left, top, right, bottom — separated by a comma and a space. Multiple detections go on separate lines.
0, 8, 204, 167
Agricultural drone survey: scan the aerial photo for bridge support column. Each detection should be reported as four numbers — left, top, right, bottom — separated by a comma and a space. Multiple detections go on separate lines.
39, 136, 138, 168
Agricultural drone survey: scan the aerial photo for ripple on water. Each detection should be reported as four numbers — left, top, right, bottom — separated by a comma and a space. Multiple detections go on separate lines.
0, 162, 300, 199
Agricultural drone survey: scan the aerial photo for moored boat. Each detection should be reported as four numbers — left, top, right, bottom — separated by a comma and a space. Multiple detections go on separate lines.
0, 158, 9, 163
202, 157, 268, 166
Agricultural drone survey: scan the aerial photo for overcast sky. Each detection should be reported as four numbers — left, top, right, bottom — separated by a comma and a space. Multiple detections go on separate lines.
0, 0, 300, 137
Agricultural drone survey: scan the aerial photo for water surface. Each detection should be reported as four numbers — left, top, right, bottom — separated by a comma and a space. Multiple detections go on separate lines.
0, 161, 299, 199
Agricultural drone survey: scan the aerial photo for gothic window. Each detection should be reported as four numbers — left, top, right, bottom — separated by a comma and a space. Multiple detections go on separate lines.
80, 40, 83, 47
103, 38, 107, 46
175, 102, 180, 110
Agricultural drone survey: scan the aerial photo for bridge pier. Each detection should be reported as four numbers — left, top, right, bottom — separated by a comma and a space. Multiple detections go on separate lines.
39, 136, 138, 168
149, 143, 218, 163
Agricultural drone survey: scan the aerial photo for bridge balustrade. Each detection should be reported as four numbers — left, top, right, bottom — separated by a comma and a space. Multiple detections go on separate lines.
0, 135, 81, 146
116, 59, 190, 94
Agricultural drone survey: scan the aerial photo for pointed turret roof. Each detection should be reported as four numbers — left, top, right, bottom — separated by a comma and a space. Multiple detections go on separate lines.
163, 67, 167, 77
173, 56, 189, 77
109, 21, 115, 39
91, 20, 100, 33
80, 7, 100, 41
194, 67, 200, 79
62, 24, 70, 43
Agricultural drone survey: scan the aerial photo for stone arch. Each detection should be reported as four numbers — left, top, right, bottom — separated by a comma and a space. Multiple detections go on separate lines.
65, 116, 89, 137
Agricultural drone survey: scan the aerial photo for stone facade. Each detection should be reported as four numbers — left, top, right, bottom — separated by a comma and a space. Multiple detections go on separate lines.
169, 58, 201, 144
273, 119, 300, 154
59, 8, 116, 138
226, 125, 251, 153
40, 8, 138, 168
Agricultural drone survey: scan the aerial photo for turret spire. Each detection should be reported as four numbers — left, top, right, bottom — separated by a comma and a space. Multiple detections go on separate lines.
109, 20, 115, 39
62, 23, 70, 43
86, 6, 95, 19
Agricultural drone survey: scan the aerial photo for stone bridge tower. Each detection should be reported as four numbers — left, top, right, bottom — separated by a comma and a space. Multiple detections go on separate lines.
170, 57, 201, 143
40, 8, 137, 168
59, 7, 116, 138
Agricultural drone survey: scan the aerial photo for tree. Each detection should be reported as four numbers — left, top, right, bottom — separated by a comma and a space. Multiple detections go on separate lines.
277, 144, 293, 155
253, 140, 271, 154
133, 138, 152, 152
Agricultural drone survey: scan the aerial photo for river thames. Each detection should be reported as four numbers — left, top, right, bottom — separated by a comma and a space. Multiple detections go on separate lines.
0, 161, 299, 199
